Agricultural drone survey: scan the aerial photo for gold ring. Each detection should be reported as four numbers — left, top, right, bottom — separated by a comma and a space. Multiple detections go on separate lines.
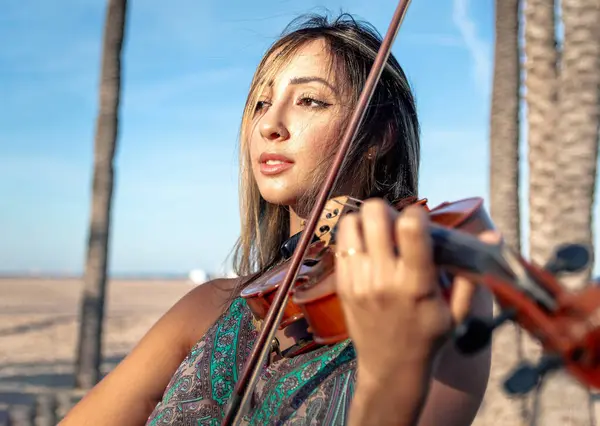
335, 248, 362, 258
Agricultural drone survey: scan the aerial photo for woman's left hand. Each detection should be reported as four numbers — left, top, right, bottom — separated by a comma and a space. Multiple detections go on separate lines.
335, 198, 497, 387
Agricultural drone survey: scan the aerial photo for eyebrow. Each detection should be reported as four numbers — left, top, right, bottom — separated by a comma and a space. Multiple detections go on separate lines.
267, 76, 338, 95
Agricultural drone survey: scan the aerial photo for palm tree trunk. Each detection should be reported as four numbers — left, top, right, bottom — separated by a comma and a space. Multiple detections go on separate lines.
526, 0, 599, 424
490, 0, 521, 255
525, 0, 559, 267
75, 0, 128, 389
523, 0, 566, 423
551, 0, 600, 423
553, 0, 599, 290
477, 0, 524, 424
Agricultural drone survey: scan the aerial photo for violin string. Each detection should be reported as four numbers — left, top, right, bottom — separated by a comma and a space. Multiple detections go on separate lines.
331, 197, 363, 208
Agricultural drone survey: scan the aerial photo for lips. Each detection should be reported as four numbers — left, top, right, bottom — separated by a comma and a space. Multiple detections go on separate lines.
258, 153, 294, 176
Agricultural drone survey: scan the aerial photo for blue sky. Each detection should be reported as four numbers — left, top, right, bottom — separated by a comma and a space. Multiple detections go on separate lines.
1, 0, 598, 276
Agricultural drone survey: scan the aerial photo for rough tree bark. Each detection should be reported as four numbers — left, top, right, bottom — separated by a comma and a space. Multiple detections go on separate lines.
552, 0, 600, 423
553, 0, 599, 288
525, 0, 599, 424
525, 0, 559, 267
523, 0, 565, 424
75, 0, 128, 389
474, 1, 524, 424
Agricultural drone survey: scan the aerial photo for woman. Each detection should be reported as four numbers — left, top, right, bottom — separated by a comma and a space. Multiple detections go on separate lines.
62, 13, 493, 426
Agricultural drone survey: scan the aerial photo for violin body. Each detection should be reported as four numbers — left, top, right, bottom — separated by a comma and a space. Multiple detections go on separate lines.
240, 195, 362, 328
240, 242, 327, 329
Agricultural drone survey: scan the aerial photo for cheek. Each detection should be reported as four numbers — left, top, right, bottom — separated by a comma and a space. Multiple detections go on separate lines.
296, 119, 341, 166
248, 129, 260, 160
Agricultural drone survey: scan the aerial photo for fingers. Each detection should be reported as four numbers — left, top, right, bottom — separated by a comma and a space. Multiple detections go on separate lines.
450, 275, 477, 324
336, 211, 365, 255
360, 199, 397, 263
335, 199, 397, 295
395, 205, 437, 297
450, 231, 502, 322
336, 211, 366, 297
337, 200, 436, 299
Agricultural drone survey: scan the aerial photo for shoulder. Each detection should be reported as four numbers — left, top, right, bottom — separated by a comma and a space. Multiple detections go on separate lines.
171, 277, 243, 350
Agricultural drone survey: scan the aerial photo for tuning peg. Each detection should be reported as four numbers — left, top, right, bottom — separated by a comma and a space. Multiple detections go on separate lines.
453, 309, 515, 355
544, 243, 591, 275
503, 354, 563, 395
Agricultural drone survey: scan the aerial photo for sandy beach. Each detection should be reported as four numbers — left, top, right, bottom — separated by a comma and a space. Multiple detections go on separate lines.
0, 277, 191, 423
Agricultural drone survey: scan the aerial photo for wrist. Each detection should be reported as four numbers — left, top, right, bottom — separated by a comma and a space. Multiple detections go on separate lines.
349, 362, 432, 426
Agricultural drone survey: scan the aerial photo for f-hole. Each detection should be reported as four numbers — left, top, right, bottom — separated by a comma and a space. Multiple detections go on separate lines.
303, 259, 319, 267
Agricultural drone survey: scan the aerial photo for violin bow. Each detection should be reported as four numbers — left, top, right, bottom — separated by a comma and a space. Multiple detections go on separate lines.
221, 1, 414, 424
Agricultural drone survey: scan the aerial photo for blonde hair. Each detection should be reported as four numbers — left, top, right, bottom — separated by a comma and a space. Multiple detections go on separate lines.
232, 13, 420, 283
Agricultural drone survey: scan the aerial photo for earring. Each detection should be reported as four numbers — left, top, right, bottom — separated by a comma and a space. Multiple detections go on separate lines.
366, 146, 376, 160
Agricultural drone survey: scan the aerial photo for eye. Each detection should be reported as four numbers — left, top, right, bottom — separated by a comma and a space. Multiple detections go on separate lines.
297, 95, 331, 109
254, 99, 271, 113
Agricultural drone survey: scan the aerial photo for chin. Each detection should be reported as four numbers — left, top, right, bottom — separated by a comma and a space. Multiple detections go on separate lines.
259, 189, 297, 206
254, 174, 300, 206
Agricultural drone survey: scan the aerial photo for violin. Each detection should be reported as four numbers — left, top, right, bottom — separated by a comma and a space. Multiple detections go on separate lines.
221, 0, 598, 423
244, 193, 600, 395
241, 195, 493, 343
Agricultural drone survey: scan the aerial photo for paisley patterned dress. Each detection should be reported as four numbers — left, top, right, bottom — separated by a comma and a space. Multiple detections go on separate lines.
145, 297, 357, 426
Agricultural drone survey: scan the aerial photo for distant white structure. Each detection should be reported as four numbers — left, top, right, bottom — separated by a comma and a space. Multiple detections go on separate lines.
188, 269, 210, 285
188, 268, 238, 285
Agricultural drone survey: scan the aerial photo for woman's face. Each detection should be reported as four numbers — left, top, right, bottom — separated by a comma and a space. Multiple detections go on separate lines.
249, 39, 348, 208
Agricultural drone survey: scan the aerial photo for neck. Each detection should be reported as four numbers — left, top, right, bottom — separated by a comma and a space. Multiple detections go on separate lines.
288, 208, 306, 237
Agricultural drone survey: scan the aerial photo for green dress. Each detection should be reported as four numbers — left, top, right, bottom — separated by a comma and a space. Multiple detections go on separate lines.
146, 297, 357, 425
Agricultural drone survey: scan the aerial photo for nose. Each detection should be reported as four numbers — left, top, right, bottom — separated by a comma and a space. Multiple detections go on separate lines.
258, 109, 290, 142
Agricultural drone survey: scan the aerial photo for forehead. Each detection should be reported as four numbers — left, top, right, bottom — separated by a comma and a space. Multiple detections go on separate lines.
267, 39, 338, 86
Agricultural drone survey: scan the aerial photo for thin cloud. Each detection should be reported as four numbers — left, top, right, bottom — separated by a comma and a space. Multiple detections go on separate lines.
403, 33, 465, 48
124, 67, 248, 110
452, 0, 492, 95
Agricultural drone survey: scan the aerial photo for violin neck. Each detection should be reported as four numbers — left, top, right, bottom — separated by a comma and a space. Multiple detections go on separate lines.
428, 225, 508, 279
